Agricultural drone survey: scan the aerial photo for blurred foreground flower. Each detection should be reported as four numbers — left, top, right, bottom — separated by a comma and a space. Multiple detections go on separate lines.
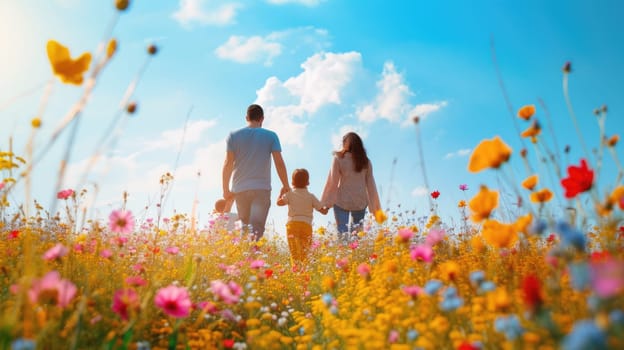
46, 40, 91, 85
28, 271, 77, 308
154, 285, 192, 318
112, 288, 140, 320
468, 136, 512, 172
469, 186, 499, 222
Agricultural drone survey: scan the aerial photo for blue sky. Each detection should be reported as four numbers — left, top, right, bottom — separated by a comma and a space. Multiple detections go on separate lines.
1, 0, 622, 236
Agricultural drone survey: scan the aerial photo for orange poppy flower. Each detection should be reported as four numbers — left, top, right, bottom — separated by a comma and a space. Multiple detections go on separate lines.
611, 186, 624, 210
469, 186, 499, 222
468, 136, 512, 172
517, 104, 536, 120
514, 213, 533, 235
481, 219, 518, 249
530, 189, 553, 203
522, 175, 538, 191
606, 135, 619, 147
47, 40, 92, 85
521, 120, 541, 141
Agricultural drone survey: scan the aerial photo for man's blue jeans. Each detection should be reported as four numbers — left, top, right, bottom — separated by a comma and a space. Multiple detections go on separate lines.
235, 190, 271, 240
333, 205, 366, 243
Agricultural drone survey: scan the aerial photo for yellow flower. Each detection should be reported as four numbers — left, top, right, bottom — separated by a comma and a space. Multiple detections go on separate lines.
469, 186, 499, 222
530, 188, 553, 203
47, 40, 92, 85
439, 261, 460, 282
106, 39, 117, 59
610, 186, 624, 209
481, 219, 518, 249
468, 136, 512, 172
31, 118, 42, 129
514, 213, 533, 235
517, 104, 535, 120
520, 120, 541, 142
488, 288, 512, 312
521, 175, 538, 191
374, 209, 387, 224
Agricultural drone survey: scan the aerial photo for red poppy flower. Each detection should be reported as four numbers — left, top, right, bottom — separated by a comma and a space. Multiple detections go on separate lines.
223, 339, 235, 348
264, 269, 273, 278
561, 159, 594, 198
521, 274, 543, 312
431, 190, 440, 199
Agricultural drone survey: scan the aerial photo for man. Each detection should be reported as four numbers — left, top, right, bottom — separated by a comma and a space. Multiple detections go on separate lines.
222, 104, 290, 240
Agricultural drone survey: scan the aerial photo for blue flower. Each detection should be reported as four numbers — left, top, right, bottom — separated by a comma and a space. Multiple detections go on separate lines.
555, 221, 586, 251
562, 320, 607, 350
469, 270, 485, 286
321, 293, 333, 306
530, 219, 548, 236
494, 315, 524, 340
423, 279, 443, 295
407, 329, 419, 341
480, 281, 496, 292
11, 339, 36, 350
610, 309, 624, 326
569, 262, 590, 291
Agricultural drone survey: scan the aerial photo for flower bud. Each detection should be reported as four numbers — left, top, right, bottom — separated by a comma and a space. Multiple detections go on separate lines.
115, 0, 130, 11
147, 44, 158, 55
562, 61, 572, 73
126, 102, 137, 114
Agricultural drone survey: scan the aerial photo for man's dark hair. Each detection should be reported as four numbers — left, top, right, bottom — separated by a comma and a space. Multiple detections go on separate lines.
292, 168, 309, 188
247, 104, 264, 121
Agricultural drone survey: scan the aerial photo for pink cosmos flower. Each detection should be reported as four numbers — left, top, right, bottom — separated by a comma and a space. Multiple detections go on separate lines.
210, 280, 243, 305
100, 249, 113, 259
125, 275, 147, 287
165, 246, 180, 255
459, 184, 469, 191
590, 258, 624, 298
397, 228, 414, 243
0, 182, 4, 190
348, 241, 359, 249
388, 330, 400, 343
249, 259, 265, 269
57, 189, 74, 200
402, 285, 423, 298
112, 288, 140, 320
336, 257, 349, 269
108, 209, 135, 234
154, 285, 192, 318
43, 243, 69, 261
410, 244, 434, 263
195, 301, 219, 314
356, 263, 371, 278
28, 271, 77, 308
425, 228, 446, 246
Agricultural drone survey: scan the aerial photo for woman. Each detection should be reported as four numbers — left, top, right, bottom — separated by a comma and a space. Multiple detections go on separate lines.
321, 132, 381, 242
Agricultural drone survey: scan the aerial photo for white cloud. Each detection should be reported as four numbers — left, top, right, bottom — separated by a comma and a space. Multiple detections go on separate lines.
172, 0, 241, 27
266, 0, 324, 6
215, 35, 282, 66
357, 62, 411, 123
256, 51, 363, 147
143, 119, 217, 152
401, 101, 449, 127
411, 186, 428, 197
357, 61, 448, 126
444, 148, 472, 159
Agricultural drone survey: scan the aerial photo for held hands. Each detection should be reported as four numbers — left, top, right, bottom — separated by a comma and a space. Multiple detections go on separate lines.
318, 206, 329, 215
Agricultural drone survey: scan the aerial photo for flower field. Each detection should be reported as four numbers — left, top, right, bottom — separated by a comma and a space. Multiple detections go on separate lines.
2, 1, 624, 350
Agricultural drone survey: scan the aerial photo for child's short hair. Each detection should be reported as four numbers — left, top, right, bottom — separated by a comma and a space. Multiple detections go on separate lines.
214, 199, 227, 213
292, 168, 309, 188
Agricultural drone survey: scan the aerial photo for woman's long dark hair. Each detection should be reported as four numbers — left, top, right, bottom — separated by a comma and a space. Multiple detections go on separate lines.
336, 132, 369, 172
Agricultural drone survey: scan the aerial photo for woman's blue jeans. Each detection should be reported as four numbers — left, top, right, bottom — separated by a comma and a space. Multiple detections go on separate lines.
333, 205, 366, 243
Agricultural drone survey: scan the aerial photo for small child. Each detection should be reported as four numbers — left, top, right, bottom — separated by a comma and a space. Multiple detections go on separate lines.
277, 168, 328, 267
213, 197, 239, 232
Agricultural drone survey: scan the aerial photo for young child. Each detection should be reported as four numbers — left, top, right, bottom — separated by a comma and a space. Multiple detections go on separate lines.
213, 197, 239, 232
277, 169, 328, 267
